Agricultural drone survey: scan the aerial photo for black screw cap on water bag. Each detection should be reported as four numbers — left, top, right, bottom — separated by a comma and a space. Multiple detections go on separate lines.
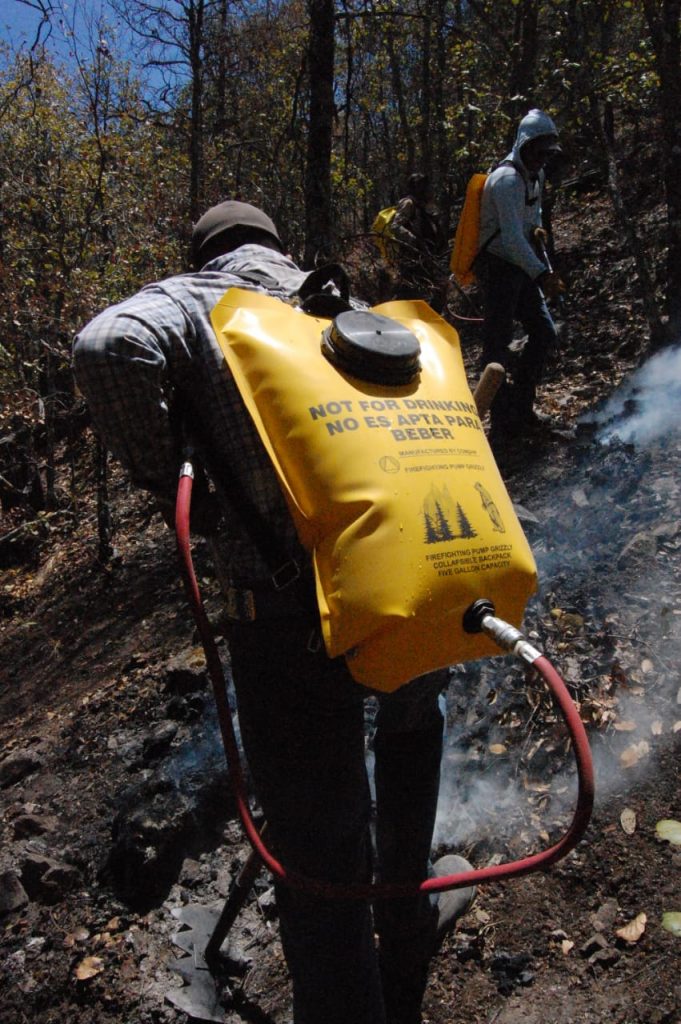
322, 311, 421, 385
462, 599, 496, 634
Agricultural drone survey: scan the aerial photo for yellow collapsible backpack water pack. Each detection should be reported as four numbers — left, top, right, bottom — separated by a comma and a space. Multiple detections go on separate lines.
450, 173, 488, 287
211, 288, 537, 692
371, 205, 398, 262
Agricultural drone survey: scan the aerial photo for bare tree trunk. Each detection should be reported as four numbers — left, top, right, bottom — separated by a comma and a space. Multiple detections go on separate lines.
386, 26, 415, 174
188, 0, 206, 219
215, 0, 228, 134
96, 439, 113, 563
340, 5, 353, 179
419, 7, 432, 177
507, 0, 538, 120
433, 0, 451, 231
43, 345, 57, 510
641, 0, 681, 342
590, 97, 666, 352
304, 0, 335, 266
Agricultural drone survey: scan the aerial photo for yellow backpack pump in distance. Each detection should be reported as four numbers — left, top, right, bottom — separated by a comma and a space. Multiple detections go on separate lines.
371, 205, 398, 262
449, 173, 488, 287
211, 289, 537, 692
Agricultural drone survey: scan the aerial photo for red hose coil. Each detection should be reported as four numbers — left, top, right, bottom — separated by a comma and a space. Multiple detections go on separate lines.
176, 469, 594, 899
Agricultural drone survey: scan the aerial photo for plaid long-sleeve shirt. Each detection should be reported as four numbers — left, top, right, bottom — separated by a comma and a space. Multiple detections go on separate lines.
73, 245, 316, 582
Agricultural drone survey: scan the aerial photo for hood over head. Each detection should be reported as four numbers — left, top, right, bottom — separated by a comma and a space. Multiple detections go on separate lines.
511, 109, 561, 166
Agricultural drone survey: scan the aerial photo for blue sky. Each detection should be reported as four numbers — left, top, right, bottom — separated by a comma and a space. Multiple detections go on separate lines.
1, 2, 52, 50
0, 1, 130, 67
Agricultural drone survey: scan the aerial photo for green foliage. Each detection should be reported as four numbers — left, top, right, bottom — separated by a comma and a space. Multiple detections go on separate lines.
0, 0, 676, 546
0, 49, 189, 396
201, 0, 309, 255
0, 1, 672, 391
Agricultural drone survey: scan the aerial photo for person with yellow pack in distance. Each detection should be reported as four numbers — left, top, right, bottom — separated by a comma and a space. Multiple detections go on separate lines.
477, 109, 566, 444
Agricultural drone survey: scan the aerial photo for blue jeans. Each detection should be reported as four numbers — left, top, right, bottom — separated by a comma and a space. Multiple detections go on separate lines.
480, 253, 557, 428
227, 615, 447, 1024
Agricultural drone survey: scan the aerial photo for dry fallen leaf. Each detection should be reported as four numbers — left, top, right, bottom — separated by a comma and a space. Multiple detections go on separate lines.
613, 720, 637, 732
655, 819, 681, 846
63, 926, 90, 949
616, 912, 646, 944
557, 612, 584, 632
74, 955, 105, 981
640, 658, 654, 674
488, 743, 507, 755
188, 647, 207, 667
620, 808, 637, 835
523, 778, 550, 793
661, 912, 681, 937
673, 721, 681, 733
620, 741, 650, 768
651, 720, 663, 736
561, 939, 574, 955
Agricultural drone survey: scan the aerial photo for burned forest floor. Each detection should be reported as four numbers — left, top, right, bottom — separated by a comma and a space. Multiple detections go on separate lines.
1, 187, 681, 1024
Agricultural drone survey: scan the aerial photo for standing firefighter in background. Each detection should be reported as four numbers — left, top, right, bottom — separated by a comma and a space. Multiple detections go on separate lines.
73, 200, 475, 1024
391, 173, 444, 308
478, 109, 564, 442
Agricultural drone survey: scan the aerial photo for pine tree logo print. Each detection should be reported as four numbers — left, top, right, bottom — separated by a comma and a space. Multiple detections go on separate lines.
422, 483, 477, 543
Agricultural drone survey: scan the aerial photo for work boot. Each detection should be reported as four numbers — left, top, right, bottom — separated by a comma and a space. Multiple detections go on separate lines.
432, 854, 476, 949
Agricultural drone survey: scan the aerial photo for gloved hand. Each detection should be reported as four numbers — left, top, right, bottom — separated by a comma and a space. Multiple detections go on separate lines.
532, 226, 549, 247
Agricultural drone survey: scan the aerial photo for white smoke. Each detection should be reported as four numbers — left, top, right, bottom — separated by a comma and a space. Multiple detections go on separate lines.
434, 347, 681, 852
588, 344, 681, 445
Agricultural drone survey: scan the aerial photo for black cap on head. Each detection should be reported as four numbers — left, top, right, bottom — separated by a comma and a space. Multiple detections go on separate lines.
191, 200, 281, 268
407, 172, 429, 196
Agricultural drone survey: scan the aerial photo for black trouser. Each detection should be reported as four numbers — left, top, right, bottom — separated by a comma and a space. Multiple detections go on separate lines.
226, 616, 447, 1024
480, 253, 557, 431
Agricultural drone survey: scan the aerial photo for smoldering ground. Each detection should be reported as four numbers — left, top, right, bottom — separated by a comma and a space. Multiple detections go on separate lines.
434, 347, 681, 853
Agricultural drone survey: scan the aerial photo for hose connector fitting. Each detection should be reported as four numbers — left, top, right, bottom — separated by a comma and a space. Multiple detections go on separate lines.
481, 616, 524, 652
462, 599, 542, 665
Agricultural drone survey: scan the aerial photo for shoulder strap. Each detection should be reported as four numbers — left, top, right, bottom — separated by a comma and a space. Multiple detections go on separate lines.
477, 159, 537, 256
178, 413, 319, 615
499, 158, 537, 207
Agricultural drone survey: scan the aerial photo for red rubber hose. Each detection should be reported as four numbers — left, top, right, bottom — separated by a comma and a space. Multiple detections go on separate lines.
176, 466, 594, 899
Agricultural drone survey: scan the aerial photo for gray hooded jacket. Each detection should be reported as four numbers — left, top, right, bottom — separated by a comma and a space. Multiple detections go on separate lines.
479, 109, 559, 280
